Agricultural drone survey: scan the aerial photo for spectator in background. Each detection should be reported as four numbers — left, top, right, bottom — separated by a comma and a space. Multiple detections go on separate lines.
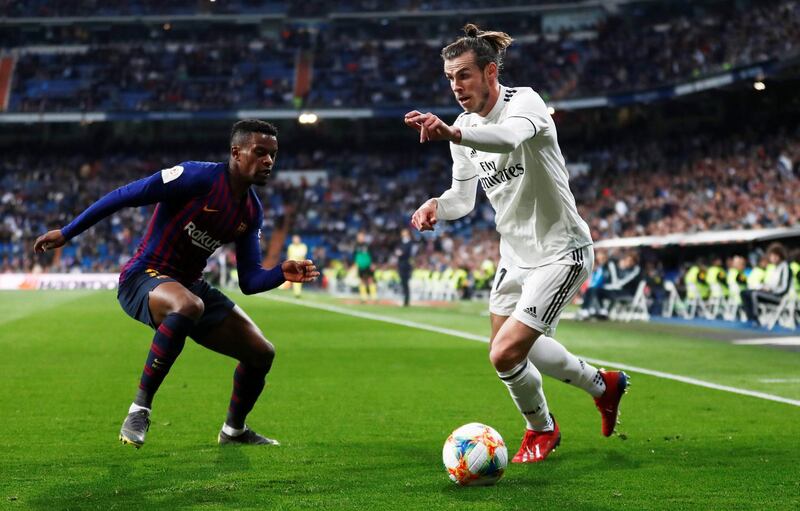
287, 234, 309, 298
747, 255, 769, 289
395, 228, 415, 307
596, 252, 642, 319
741, 242, 792, 327
707, 255, 728, 298
726, 255, 749, 312
789, 248, 800, 296
685, 257, 710, 302
643, 260, 666, 317
579, 249, 609, 319
353, 231, 377, 303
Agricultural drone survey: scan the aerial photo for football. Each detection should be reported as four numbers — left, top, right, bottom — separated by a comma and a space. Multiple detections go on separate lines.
442, 423, 508, 486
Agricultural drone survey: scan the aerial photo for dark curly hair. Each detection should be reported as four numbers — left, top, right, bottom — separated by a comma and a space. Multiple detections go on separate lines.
230, 119, 278, 146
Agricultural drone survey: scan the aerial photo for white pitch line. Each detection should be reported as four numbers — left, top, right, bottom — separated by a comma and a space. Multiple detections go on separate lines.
260, 295, 800, 408
733, 337, 800, 346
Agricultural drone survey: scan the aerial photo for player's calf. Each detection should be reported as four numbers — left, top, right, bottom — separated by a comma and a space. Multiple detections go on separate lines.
225, 361, 270, 431
134, 312, 195, 409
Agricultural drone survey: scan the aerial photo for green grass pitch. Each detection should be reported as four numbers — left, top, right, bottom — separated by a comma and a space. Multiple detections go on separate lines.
1, 290, 798, 510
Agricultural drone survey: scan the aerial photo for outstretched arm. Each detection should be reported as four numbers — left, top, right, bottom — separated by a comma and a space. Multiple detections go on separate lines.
405, 111, 535, 153
236, 226, 319, 295
33, 164, 210, 253
457, 117, 536, 153
405, 91, 547, 153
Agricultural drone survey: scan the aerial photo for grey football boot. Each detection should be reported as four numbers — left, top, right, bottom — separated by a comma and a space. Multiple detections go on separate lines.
119, 409, 151, 448
218, 426, 279, 446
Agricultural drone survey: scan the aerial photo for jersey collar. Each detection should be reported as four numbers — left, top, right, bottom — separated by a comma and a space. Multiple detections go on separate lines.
482, 84, 507, 121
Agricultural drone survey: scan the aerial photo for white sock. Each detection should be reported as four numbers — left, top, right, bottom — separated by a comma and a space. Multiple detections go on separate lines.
129, 403, 151, 415
528, 336, 606, 397
222, 423, 246, 437
497, 359, 552, 432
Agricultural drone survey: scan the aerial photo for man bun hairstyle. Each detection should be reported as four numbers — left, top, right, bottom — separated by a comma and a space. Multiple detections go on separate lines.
441, 23, 514, 72
230, 119, 278, 146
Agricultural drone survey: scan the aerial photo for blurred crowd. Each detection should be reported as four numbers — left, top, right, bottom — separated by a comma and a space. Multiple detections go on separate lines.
4, 127, 798, 283
578, 243, 799, 329
309, 0, 800, 106
5, 0, 799, 111
0, 0, 287, 17
10, 36, 297, 112
1, 0, 561, 18
574, 129, 800, 239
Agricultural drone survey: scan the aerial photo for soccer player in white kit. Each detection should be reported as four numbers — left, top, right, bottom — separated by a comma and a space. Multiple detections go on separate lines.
405, 24, 629, 463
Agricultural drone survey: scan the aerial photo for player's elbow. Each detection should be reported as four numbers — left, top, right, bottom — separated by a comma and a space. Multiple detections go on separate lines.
456, 196, 476, 217
453, 201, 476, 219
238, 280, 259, 295
457, 206, 474, 219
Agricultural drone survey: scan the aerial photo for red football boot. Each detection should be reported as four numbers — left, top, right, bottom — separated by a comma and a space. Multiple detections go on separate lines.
593, 370, 629, 437
511, 415, 561, 463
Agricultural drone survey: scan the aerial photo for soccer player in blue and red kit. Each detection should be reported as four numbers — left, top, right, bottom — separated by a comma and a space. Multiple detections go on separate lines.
34, 120, 319, 448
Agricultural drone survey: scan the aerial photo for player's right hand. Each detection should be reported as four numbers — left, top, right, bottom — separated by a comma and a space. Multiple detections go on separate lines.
33, 230, 66, 253
411, 199, 438, 232
404, 110, 424, 133
281, 259, 320, 283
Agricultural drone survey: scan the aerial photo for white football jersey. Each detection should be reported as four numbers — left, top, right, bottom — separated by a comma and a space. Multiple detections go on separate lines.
450, 85, 592, 268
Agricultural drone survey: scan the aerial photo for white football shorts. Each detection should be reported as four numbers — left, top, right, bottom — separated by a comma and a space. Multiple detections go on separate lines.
489, 245, 593, 335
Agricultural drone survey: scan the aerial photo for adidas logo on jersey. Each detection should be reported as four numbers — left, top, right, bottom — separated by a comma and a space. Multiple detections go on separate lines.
469, 148, 477, 158
524, 306, 537, 319
503, 88, 518, 102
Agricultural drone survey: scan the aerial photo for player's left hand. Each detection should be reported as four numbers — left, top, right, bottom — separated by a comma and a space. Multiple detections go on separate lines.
282, 259, 320, 283
33, 229, 66, 253
411, 199, 438, 232
404, 111, 461, 144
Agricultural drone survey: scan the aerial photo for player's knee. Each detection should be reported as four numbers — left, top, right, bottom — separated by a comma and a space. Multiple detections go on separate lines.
489, 340, 522, 372
177, 294, 204, 320
251, 337, 275, 372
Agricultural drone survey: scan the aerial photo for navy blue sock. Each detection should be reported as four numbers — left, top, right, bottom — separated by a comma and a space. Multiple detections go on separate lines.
134, 313, 194, 409
226, 363, 269, 429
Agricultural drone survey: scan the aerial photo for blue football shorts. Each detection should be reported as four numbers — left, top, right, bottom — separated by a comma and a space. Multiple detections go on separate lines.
117, 269, 236, 337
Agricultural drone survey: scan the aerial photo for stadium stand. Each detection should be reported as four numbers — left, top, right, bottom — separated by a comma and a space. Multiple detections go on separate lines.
0, 0, 288, 17
3, 0, 798, 111
7, 127, 798, 273
2, 0, 799, 328
309, 0, 800, 106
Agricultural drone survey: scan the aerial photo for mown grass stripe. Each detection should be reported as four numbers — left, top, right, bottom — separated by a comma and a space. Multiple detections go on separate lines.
261, 294, 800, 408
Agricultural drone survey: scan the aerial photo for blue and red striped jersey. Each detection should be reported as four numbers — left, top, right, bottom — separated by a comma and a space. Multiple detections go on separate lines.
62, 161, 284, 292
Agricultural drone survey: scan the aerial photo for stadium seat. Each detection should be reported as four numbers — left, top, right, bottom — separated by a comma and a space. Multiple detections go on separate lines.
609, 280, 649, 322
683, 283, 713, 320
764, 289, 798, 330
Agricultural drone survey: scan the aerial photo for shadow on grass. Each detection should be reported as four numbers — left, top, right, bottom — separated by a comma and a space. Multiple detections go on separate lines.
23, 444, 271, 510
